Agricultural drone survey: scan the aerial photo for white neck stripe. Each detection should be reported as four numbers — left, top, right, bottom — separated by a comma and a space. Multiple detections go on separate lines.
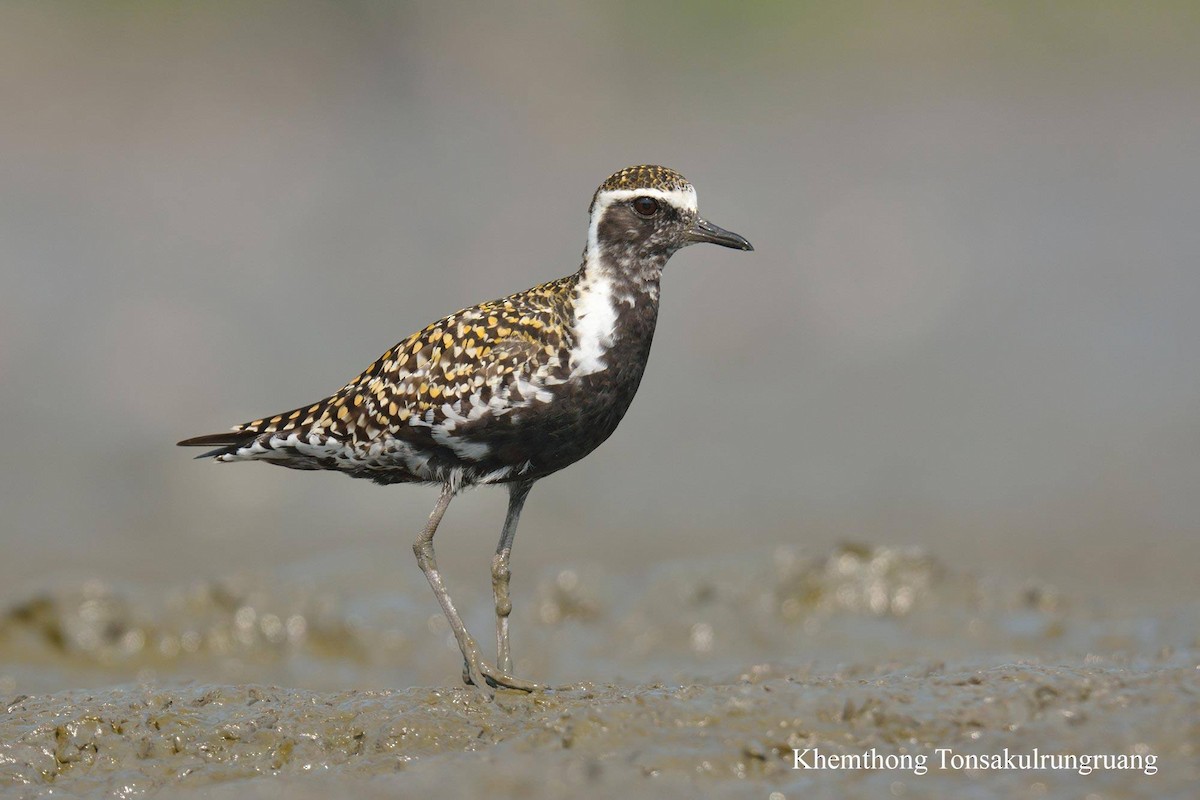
568, 269, 617, 379
571, 185, 692, 379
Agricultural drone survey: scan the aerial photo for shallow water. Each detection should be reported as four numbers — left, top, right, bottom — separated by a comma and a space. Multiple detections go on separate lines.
1, 544, 1196, 798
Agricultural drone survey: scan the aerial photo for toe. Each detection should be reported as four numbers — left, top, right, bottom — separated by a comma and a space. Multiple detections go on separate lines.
481, 666, 540, 693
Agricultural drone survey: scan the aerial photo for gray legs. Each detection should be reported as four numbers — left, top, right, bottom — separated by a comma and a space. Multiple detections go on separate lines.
412, 482, 538, 698
492, 479, 534, 675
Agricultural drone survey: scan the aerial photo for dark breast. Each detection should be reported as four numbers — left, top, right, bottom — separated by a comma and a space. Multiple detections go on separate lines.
459, 297, 661, 482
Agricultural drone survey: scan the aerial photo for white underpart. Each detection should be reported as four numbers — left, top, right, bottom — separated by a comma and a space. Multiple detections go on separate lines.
439, 401, 468, 426
514, 375, 553, 403
569, 185, 696, 379
432, 426, 491, 460
569, 269, 618, 378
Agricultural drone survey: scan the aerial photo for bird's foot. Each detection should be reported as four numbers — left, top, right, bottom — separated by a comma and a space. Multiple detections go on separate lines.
461, 657, 541, 698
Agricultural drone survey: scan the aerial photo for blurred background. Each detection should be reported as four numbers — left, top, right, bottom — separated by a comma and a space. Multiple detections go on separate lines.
2, 1, 1197, 635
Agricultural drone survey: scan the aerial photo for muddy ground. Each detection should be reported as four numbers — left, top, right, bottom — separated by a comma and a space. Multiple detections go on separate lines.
1, 544, 1196, 798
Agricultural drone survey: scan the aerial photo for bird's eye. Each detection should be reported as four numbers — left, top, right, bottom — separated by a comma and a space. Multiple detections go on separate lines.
632, 196, 660, 217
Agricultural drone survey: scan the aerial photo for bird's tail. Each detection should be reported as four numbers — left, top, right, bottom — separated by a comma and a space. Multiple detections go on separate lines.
176, 430, 258, 459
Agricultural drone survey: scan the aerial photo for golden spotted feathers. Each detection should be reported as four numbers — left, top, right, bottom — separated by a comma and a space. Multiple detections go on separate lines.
226, 274, 578, 445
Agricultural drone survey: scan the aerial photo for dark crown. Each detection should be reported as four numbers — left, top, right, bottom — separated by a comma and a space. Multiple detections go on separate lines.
598, 165, 691, 193
590, 165, 693, 212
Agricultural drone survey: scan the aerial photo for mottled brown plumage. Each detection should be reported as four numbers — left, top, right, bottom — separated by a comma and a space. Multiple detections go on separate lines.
181, 273, 586, 485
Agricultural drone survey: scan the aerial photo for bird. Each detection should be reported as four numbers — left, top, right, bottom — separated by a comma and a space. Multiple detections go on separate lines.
178, 165, 753, 697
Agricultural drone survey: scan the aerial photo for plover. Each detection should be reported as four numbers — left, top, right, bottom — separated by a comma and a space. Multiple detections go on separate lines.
179, 165, 753, 696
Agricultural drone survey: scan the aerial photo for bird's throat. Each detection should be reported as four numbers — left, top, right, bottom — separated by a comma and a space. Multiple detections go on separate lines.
568, 249, 663, 379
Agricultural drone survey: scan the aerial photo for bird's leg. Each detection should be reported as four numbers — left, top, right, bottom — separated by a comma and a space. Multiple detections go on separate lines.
492, 479, 534, 675
412, 483, 538, 698
412, 485, 483, 688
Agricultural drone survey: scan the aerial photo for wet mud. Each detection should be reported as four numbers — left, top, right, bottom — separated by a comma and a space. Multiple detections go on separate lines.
2, 544, 1196, 798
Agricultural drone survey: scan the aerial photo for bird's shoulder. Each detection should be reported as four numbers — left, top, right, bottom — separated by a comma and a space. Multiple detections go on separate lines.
371, 271, 579, 392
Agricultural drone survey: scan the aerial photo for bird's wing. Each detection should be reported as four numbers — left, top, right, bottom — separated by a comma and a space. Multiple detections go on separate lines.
178, 274, 579, 455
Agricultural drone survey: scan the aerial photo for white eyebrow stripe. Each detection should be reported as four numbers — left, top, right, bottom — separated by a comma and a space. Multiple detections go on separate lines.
593, 186, 698, 214
587, 186, 698, 256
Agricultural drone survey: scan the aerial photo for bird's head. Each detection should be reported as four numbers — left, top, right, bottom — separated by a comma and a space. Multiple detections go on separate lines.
585, 165, 753, 267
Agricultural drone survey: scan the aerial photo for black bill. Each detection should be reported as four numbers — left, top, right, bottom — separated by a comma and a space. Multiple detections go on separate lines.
685, 217, 754, 251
